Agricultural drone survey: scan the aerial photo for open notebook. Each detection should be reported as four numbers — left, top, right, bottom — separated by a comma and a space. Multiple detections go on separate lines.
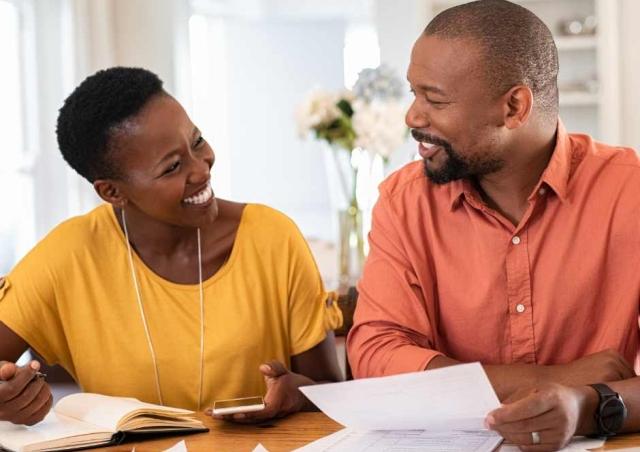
0, 393, 208, 452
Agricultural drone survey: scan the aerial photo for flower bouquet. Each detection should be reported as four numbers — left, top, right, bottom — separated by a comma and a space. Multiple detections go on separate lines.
296, 65, 408, 286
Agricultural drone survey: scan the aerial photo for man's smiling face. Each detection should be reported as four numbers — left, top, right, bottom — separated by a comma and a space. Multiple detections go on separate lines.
406, 34, 508, 184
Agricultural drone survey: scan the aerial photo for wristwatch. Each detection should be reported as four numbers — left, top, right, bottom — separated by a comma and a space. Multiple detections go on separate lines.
589, 383, 627, 437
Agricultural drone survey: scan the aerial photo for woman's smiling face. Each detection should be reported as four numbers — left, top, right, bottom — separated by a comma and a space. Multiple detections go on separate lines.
104, 93, 219, 228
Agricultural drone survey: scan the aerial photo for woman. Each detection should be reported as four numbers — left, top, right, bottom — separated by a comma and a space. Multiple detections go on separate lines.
0, 67, 343, 426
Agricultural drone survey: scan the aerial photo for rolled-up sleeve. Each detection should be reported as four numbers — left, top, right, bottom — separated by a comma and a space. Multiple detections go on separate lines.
347, 188, 442, 378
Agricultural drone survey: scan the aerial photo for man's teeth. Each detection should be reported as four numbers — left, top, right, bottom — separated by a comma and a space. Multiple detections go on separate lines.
421, 141, 436, 148
183, 186, 212, 205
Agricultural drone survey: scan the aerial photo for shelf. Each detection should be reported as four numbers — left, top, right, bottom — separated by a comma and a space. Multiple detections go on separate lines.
559, 92, 599, 107
554, 35, 597, 50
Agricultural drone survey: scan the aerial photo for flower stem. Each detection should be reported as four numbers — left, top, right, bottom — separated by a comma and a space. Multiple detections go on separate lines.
331, 147, 353, 209
349, 164, 359, 213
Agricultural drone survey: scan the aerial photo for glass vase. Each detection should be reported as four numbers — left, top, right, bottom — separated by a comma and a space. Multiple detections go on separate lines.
338, 205, 365, 288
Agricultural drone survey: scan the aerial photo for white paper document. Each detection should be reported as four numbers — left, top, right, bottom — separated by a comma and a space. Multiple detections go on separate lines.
500, 436, 605, 451
297, 362, 503, 451
300, 362, 500, 431
162, 440, 188, 452
296, 428, 502, 451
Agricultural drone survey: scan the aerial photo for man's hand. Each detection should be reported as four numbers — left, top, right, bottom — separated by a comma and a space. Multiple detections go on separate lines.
485, 383, 596, 451
0, 360, 53, 426
547, 349, 635, 386
206, 360, 314, 424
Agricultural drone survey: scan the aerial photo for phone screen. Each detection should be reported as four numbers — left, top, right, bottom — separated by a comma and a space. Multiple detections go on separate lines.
213, 396, 265, 415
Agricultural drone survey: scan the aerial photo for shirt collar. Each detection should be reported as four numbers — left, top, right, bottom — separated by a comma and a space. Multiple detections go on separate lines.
533, 119, 572, 203
448, 119, 572, 210
449, 179, 470, 211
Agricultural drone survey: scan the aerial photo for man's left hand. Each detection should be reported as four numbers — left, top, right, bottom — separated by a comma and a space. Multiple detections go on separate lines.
207, 360, 314, 423
485, 383, 595, 451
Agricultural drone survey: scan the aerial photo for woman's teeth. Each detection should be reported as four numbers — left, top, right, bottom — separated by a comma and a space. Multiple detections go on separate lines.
183, 186, 212, 205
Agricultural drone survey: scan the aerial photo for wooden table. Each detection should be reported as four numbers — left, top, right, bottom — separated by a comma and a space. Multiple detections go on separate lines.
100, 412, 640, 451
101, 412, 341, 451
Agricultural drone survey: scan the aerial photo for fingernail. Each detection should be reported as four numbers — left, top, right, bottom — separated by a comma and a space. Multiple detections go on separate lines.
485, 415, 495, 428
29, 361, 40, 370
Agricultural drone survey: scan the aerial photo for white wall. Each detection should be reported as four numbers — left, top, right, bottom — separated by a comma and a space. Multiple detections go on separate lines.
372, 0, 427, 171
374, 0, 427, 81
224, 19, 346, 240
619, 0, 640, 151
112, 0, 191, 96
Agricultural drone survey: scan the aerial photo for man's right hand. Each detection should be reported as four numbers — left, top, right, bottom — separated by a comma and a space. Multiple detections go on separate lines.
0, 360, 53, 425
548, 349, 636, 386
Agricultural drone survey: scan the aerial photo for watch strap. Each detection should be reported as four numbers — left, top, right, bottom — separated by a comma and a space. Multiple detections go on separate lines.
590, 383, 617, 399
589, 383, 626, 437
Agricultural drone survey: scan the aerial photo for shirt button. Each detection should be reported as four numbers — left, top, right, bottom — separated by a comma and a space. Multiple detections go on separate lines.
516, 304, 526, 313
538, 187, 547, 196
511, 236, 521, 245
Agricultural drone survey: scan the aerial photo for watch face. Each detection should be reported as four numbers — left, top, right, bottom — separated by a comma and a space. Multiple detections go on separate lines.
601, 397, 627, 433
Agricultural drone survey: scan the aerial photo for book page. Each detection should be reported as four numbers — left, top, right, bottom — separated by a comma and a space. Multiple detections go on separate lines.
299, 362, 500, 431
55, 393, 195, 431
0, 411, 111, 452
295, 428, 503, 452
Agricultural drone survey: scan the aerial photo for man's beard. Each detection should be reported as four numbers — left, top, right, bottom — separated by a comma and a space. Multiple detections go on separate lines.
411, 129, 504, 185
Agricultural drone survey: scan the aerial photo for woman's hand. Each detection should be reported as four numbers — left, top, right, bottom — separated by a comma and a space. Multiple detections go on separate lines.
485, 383, 595, 451
0, 360, 53, 426
207, 360, 314, 423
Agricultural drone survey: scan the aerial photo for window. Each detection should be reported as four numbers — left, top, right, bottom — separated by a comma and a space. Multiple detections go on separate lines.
0, 0, 36, 274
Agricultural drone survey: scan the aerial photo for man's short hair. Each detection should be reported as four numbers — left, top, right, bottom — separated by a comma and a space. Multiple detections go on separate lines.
56, 67, 164, 183
424, 0, 559, 119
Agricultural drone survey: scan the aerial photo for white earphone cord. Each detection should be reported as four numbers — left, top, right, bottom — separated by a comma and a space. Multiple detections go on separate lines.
197, 227, 204, 411
122, 209, 205, 409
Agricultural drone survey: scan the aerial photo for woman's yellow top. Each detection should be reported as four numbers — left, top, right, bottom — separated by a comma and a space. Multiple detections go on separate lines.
0, 203, 341, 410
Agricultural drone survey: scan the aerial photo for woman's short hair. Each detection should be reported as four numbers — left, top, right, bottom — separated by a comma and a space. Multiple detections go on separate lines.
56, 67, 164, 182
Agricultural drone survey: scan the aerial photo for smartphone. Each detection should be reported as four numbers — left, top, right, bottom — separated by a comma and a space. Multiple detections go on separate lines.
212, 396, 265, 415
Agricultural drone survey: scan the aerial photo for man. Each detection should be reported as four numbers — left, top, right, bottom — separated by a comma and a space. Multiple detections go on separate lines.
347, 0, 640, 450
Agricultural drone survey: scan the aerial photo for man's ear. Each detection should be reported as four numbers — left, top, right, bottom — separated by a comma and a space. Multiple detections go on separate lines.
501, 85, 533, 130
93, 179, 127, 207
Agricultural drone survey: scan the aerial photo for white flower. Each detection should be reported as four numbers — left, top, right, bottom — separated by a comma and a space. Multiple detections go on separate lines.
353, 65, 405, 102
352, 100, 407, 158
295, 89, 341, 138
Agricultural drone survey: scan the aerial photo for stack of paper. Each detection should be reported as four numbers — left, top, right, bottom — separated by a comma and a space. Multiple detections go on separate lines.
297, 362, 502, 451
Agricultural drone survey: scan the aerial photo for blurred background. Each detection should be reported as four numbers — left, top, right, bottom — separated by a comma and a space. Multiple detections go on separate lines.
1, 0, 639, 285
